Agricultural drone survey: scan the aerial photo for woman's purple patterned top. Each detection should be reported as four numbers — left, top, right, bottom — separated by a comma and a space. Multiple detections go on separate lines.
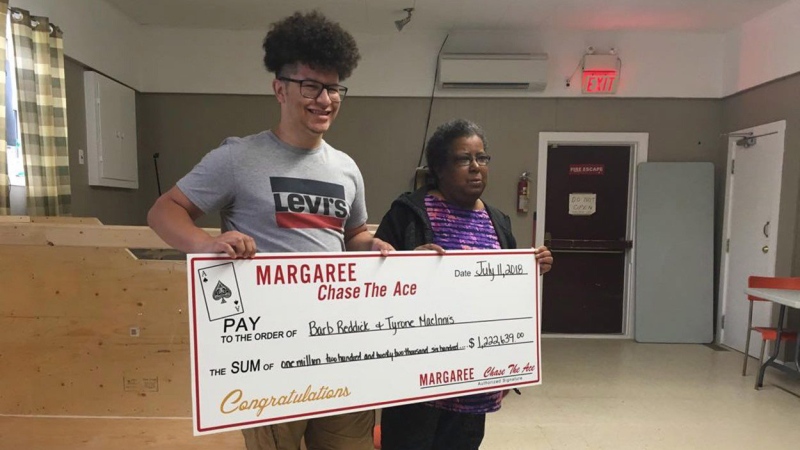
424, 194, 503, 414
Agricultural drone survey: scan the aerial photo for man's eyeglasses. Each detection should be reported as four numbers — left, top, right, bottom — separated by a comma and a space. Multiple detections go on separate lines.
453, 154, 491, 167
278, 77, 348, 102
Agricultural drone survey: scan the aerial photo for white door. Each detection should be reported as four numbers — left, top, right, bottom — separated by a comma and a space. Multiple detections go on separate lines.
719, 121, 784, 355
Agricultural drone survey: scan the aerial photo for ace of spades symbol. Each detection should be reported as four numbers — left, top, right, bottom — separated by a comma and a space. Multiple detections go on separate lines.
212, 281, 232, 303
198, 262, 244, 321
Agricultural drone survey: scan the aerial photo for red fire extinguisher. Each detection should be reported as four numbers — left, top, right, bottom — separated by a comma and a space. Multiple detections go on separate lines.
517, 171, 531, 213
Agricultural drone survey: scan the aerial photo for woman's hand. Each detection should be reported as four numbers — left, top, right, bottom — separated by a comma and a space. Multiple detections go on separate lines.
414, 243, 446, 254
534, 246, 553, 274
370, 237, 395, 256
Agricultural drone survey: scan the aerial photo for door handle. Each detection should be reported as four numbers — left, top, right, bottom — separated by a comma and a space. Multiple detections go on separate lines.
762, 245, 769, 254
763, 221, 770, 238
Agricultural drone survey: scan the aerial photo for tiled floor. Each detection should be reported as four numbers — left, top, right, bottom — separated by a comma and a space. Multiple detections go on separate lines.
483, 339, 800, 450
2, 339, 798, 449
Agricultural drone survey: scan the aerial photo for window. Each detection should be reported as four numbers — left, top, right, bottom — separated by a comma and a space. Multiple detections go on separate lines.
5, 13, 23, 186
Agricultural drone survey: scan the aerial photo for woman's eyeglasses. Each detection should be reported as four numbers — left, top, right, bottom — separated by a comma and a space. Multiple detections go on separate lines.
452, 154, 491, 167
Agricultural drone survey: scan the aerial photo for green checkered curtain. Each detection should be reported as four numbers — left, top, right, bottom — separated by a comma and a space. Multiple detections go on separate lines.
49, 24, 69, 213
11, 8, 70, 216
0, 0, 9, 215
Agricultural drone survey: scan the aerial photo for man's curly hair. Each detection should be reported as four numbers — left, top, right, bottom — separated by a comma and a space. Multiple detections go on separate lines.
263, 11, 360, 80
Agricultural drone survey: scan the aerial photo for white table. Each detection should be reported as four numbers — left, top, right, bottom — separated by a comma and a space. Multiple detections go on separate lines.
745, 287, 800, 389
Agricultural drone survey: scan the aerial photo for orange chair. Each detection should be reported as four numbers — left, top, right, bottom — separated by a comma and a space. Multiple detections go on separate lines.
741, 276, 800, 378
373, 423, 381, 449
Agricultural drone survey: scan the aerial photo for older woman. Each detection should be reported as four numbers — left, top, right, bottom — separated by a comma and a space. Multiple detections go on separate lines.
375, 118, 552, 450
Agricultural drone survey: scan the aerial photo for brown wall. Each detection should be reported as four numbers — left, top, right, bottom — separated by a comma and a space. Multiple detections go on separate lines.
135, 93, 282, 228
65, 58, 151, 225
427, 98, 724, 247
66, 56, 727, 244
64, 56, 733, 281
133, 94, 724, 249
722, 73, 800, 338
722, 74, 800, 278
64, 56, 798, 275
65, 56, 800, 343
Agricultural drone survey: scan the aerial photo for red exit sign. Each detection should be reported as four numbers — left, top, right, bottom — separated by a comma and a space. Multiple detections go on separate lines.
582, 70, 618, 94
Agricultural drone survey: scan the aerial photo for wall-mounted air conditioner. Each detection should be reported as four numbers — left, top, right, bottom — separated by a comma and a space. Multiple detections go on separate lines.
438, 53, 548, 91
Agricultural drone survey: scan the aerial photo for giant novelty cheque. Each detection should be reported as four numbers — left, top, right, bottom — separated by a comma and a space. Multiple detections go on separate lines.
187, 249, 541, 435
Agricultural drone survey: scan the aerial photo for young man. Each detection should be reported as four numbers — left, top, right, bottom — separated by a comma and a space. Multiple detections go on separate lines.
147, 11, 391, 450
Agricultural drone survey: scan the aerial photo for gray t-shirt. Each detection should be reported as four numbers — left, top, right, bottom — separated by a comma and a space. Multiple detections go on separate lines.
177, 130, 367, 253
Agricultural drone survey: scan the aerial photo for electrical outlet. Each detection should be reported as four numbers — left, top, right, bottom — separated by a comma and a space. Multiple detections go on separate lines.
78, 149, 85, 165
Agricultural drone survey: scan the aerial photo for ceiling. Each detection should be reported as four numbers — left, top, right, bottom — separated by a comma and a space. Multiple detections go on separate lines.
104, 0, 792, 34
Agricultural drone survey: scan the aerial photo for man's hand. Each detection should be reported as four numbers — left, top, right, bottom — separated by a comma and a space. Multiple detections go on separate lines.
534, 246, 553, 274
148, 187, 258, 258
197, 231, 257, 259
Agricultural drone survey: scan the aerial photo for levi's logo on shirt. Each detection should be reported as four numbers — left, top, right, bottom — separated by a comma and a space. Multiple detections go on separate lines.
271, 177, 348, 230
